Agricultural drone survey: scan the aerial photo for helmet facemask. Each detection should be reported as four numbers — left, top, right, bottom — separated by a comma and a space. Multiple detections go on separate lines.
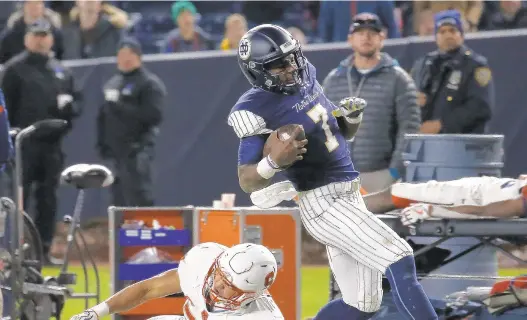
263, 50, 307, 95
203, 257, 260, 311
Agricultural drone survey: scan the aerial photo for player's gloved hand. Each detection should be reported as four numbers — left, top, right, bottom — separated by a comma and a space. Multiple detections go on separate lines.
332, 97, 367, 119
268, 126, 308, 168
400, 203, 431, 227
70, 310, 99, 320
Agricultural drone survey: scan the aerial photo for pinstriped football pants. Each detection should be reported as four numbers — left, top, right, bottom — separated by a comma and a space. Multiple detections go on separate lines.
298, 180, 413, 312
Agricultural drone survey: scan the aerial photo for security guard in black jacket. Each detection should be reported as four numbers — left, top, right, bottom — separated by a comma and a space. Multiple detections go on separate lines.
97, 38, 166, 207
0, 19, 81, 262
411, 10, 494, 134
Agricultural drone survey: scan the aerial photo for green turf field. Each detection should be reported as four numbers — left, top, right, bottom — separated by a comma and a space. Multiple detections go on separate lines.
42, 265, 527, 320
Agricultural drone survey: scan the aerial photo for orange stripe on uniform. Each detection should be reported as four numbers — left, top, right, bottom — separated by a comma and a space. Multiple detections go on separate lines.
184, 300, 196, 320
391, 195, 415, 209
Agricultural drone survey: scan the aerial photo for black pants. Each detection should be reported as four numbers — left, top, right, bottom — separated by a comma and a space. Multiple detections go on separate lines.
22, 145, 63, 255
110, 146, 154, 207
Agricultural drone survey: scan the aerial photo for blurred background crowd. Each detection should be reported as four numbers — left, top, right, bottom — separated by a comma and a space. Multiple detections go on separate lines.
0, 0, 526, 59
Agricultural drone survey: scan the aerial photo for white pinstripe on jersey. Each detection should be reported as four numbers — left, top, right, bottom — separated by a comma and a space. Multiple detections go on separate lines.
297, 180, 413, 312
227, 110, 273, 138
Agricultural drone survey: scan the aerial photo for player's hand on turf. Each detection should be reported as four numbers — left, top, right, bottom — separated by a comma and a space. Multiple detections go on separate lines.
333, 97, 367, 118
400, 203, 431, 227
269, 126, 308, 168
70, 310, 99, 320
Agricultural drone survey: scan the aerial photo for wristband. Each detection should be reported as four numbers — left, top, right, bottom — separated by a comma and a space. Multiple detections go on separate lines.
257, 156, 280, 179
91, 302, 110, 318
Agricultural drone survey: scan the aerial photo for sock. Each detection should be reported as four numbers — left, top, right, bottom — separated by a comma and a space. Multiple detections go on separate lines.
313, 298, 375, 320
385, 255, 438, 320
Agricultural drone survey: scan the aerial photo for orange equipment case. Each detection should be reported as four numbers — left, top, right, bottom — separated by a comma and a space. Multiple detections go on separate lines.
109, 206, 301, 320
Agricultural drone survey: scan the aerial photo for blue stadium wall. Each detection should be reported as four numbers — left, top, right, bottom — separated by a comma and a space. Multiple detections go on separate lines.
56, 29, 527, 220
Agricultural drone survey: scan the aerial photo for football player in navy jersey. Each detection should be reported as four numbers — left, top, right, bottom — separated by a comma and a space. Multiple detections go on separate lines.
227, 24, 438, 320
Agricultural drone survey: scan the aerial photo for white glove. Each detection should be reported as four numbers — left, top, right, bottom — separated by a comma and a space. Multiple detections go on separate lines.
57, 94, 73, 109
332, 97, 367, 119
400, 203, 431, 227
70, 310, 99, 320
250, 181, 298, 209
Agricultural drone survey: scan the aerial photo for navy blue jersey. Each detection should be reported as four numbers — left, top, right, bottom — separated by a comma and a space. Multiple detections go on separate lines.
228, 62, 359, 191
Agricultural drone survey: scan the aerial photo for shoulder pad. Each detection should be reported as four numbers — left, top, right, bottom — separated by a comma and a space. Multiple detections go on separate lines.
228, 90, 274, 138
228, 109, 272, 138
306, 60, 317, 79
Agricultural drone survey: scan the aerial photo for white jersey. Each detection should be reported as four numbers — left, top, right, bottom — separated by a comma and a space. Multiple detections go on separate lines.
178, 242, 284, 320
391, 176, 527, 207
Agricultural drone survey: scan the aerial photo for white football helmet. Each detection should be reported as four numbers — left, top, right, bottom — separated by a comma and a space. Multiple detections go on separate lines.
203, 243, 277, 310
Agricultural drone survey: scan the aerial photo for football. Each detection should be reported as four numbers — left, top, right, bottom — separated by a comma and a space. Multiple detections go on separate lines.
263, 124, 306, 157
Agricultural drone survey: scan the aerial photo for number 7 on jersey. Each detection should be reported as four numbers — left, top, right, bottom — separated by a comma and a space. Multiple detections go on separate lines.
307, 104, 339, 152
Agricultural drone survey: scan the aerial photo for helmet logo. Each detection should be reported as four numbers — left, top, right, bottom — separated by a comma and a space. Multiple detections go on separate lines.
239, 37, 251, 60
264, 271, 275, 287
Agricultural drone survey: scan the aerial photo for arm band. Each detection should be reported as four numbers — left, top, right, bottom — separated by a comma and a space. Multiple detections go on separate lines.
91, 302, 110, 318
256, 156, 280, 179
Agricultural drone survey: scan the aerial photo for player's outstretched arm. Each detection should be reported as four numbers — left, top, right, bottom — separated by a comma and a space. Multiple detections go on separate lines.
362, 186, 397, 213
69, 269, 181, 320
442, 199, 524, 219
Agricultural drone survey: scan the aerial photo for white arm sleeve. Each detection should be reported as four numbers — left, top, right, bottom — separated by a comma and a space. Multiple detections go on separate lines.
228, 110, 273, 138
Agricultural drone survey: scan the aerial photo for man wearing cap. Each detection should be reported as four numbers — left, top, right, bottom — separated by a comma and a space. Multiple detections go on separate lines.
0, 18, 82, 265
164, 1, 214, 53
322, 13, 420, 193
0, 0, 64, 64
97, 38, 166, 207
411, 9, 494, 134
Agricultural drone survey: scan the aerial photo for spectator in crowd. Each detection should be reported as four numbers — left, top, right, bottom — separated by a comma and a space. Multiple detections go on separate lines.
62, 0, 126, 60
287, 26, 307, 45
415, 9, 436, 36
241, 1, 287, 26
317, 1, 400, 43
479, 0, 527, 30
322, 13, 420, 193
69, 1, 128, 29
411, 10, 494, 134
0, 19, 82, 265
97, 38, 166, 207
219, 13, 247, 51
0, 0, 63, 63
413, 1, 483, 33
164, 1, 214, 53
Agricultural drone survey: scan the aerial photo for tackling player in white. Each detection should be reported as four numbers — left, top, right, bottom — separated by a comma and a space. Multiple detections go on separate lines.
69, 243, 283, 320
392, 176, 527, 227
